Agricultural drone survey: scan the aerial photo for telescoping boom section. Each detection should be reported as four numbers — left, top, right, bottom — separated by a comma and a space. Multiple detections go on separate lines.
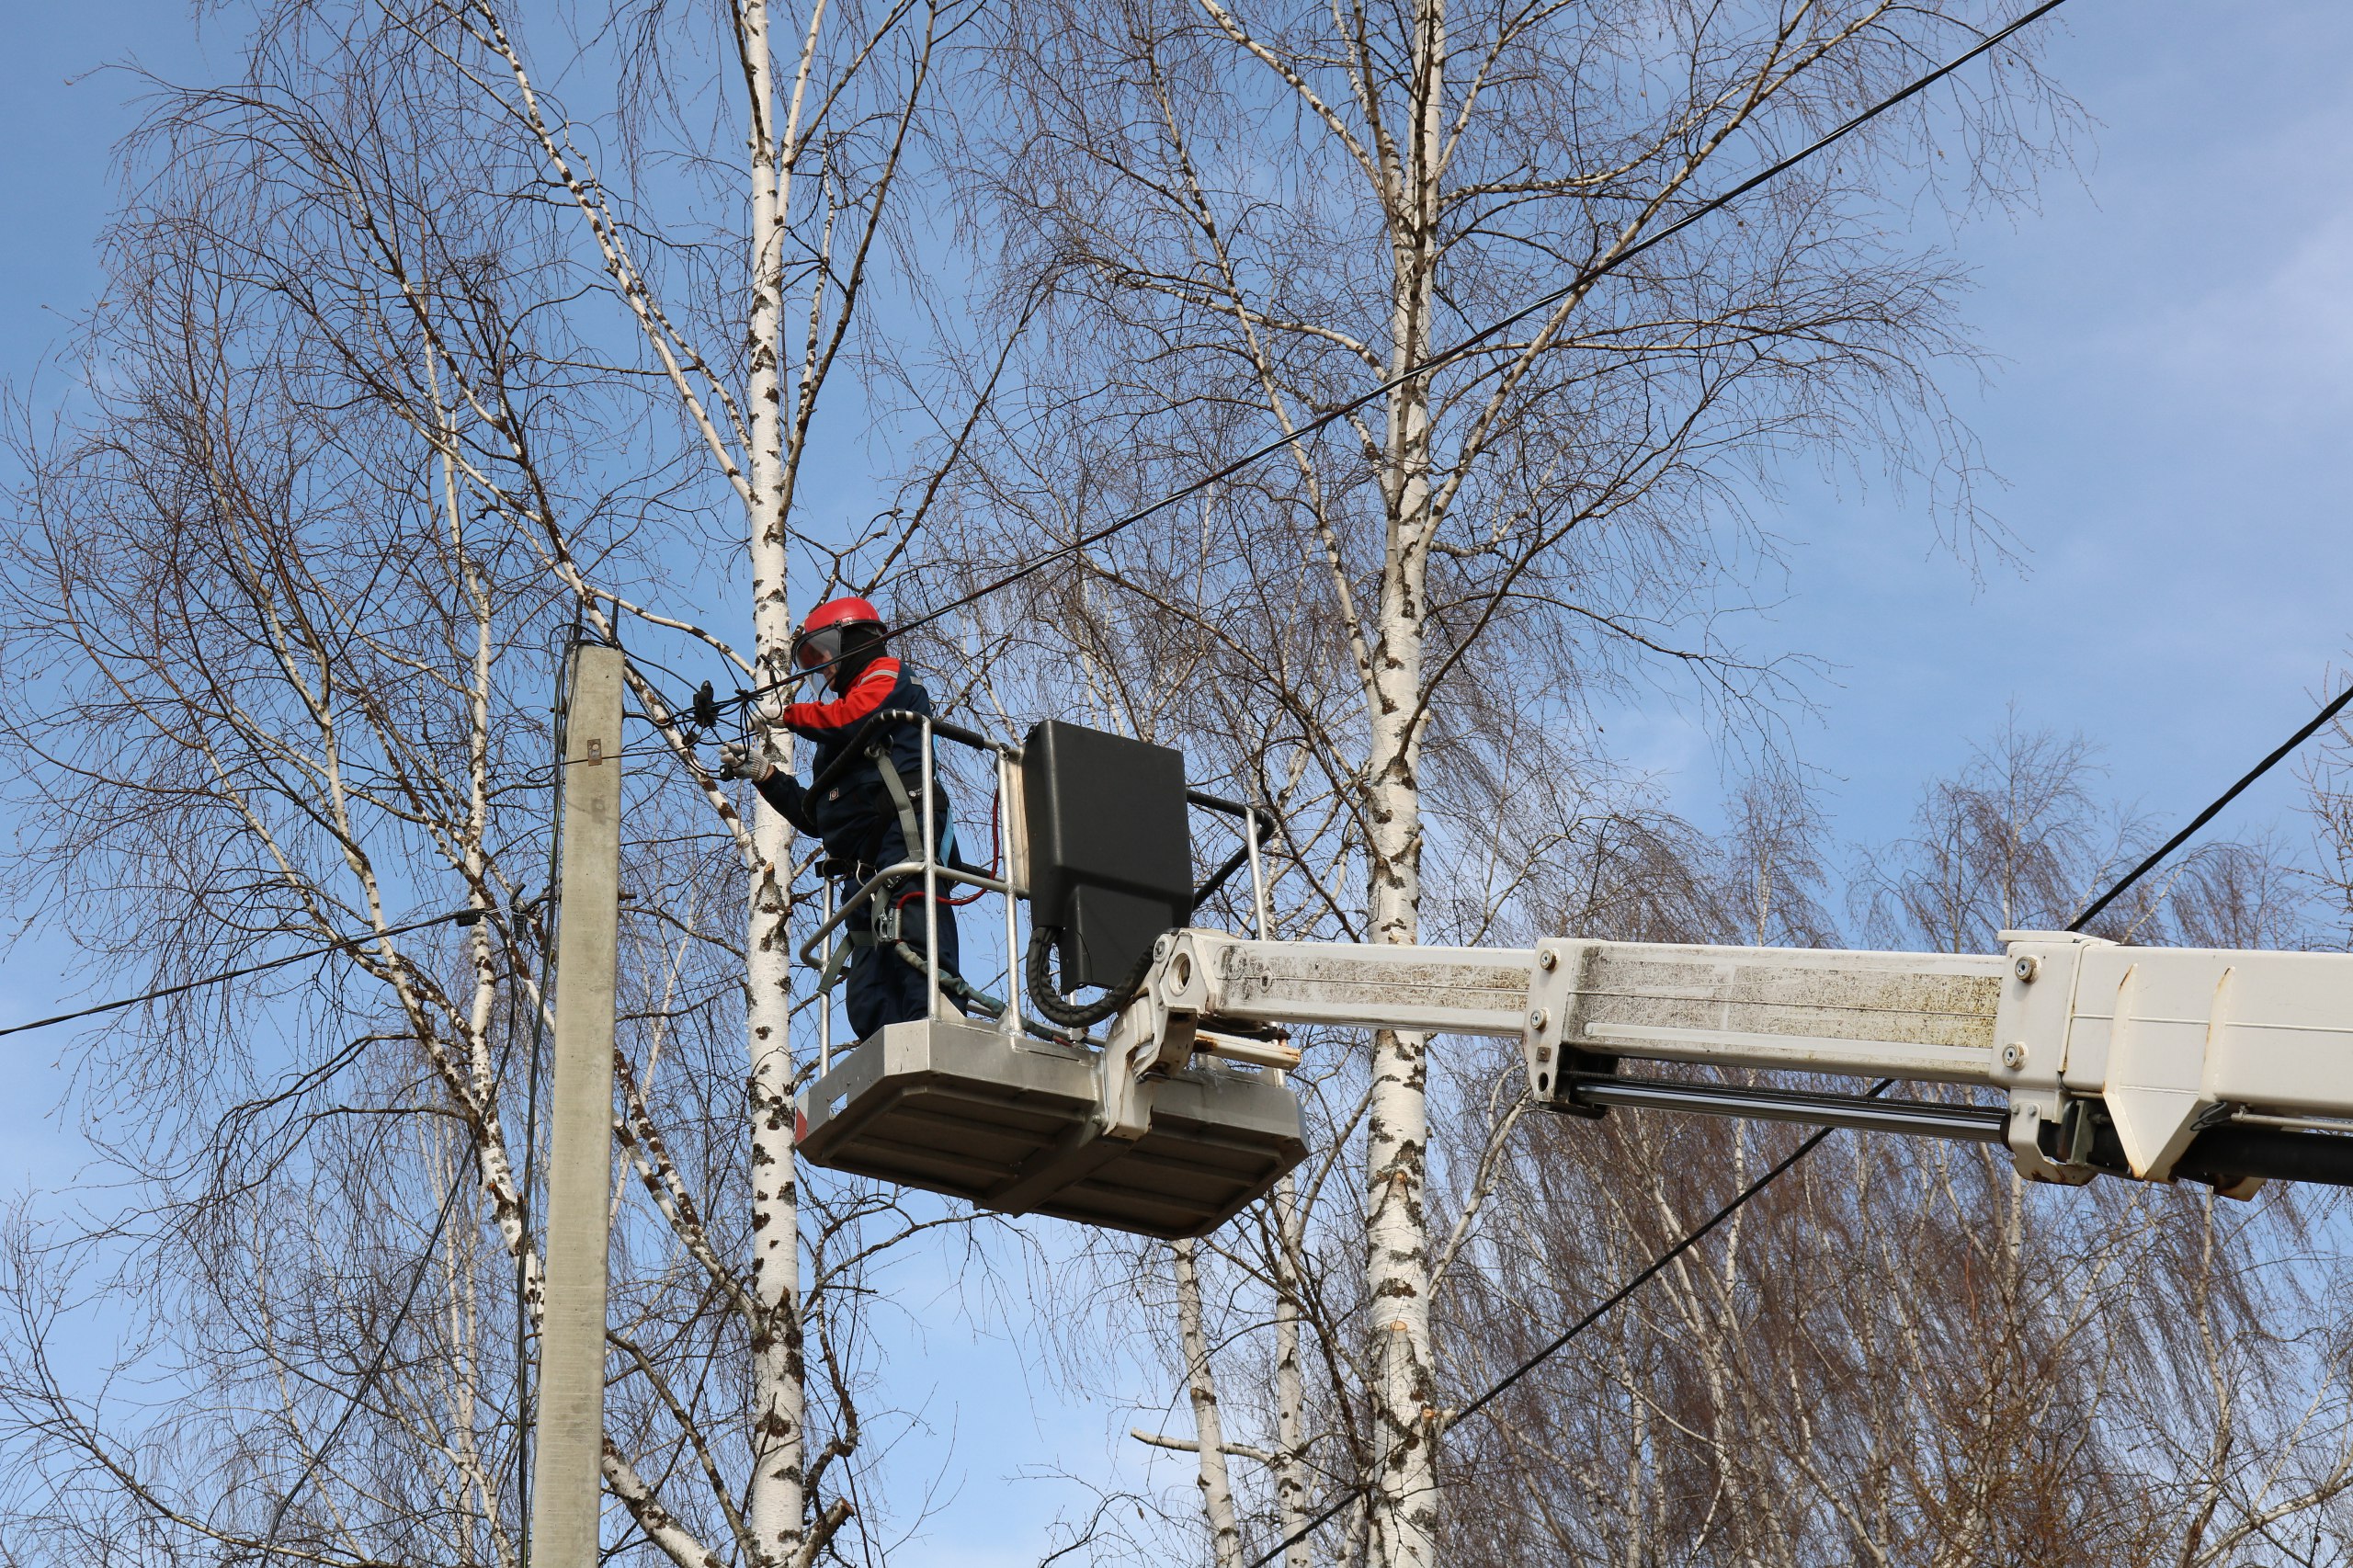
1110, 929, 2353, 1196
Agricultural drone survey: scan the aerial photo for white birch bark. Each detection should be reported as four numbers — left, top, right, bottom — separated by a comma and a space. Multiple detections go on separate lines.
738, 2, 807, 1562
1360, 4, 1447, 1563
1271, 1174, 1311, 1568
1173, 1238, 1245, 1568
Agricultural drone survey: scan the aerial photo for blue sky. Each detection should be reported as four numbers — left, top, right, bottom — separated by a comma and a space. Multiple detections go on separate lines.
6, 2, 2348, 915
5, 2, 2352, 1561
1635, 3, 2353, 861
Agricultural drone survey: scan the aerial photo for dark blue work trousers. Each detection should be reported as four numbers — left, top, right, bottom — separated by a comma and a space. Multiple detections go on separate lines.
841, 821, 961, 1040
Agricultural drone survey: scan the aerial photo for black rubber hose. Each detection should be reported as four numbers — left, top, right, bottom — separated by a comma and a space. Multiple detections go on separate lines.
1025, 926, 1157, 1028
881, 938, 1083, 1045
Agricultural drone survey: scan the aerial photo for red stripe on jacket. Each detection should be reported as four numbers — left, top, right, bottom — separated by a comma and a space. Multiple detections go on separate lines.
777, 657, 900, 734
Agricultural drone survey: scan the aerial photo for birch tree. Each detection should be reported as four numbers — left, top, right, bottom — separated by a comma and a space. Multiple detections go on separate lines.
0, 0, 988, 1561
948, 3, 2073, 1562
1429, 730, 2353, 1567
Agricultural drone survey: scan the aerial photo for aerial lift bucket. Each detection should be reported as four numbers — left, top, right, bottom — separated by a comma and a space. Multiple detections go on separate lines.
789, 716, 1305, 1238
794, 1019, 1305, 1239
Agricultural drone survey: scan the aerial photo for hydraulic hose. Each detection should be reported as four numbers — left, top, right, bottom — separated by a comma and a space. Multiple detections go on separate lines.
881, 938, 1081, 1046
1025, 926, 1157, 1029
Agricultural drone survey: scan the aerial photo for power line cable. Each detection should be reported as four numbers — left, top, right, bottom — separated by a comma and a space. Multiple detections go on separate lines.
699, 0, 2072, 714
1239, 665, 2353, 1567
1236, 1083, 1891, 1568
2068, 679, 2353, 932
0, 910, 483, 1041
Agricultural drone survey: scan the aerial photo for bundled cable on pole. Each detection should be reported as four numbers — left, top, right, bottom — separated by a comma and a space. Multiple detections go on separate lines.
513, 633, 585, 1568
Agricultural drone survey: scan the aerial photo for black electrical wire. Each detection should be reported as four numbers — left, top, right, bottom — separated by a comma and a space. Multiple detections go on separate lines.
511, 740, 693, 790
1233, 669, 2353, 1568
1233, 1083, 1891, 1568
719, 642, 878, 717
614, 647, 704, 697
1024, 926, 1158, 1028
817, 0, 2074, 671
2069, 680, 2353, 932
0, 910, 483, 1041
261, 638, 592, 1565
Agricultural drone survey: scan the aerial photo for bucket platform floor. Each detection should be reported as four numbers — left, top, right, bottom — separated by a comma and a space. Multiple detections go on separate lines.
794, 1019, 1306, 1239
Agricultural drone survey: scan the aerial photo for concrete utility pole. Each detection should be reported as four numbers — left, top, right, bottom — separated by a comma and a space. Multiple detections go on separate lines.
529, 642, 624, 1566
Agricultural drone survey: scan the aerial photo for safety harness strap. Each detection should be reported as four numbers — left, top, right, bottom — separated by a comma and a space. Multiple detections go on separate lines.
870, 744, 928, 860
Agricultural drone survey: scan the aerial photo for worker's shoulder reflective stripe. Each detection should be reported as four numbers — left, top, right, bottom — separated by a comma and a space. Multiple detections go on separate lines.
830, 659, 902, 720
783, 659, 903, 731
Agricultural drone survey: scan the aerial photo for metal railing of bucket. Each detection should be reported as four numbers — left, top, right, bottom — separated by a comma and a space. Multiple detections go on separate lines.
791, 711, 1277, 1074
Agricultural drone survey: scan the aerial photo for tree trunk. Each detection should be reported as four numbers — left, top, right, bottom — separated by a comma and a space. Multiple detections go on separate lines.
1362, 4, 1446, 1563
1175, 1238, 1245, 1568
1272, 1174, 1311, 1568
741, 0, 805, 1561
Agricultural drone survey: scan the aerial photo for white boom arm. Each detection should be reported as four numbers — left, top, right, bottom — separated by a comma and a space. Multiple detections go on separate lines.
1108, 929, 2353, 1193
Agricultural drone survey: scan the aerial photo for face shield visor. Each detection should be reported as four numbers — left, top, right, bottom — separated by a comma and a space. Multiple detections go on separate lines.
791, 624, 847, 673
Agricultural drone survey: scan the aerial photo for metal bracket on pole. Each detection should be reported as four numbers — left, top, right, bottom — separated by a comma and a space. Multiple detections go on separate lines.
529, 643, 624, 1568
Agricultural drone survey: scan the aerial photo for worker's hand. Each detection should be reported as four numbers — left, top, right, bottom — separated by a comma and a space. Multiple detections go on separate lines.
717, 744, 776, 784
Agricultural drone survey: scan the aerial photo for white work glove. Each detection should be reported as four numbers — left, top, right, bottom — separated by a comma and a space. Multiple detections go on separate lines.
717, 744, 777, 784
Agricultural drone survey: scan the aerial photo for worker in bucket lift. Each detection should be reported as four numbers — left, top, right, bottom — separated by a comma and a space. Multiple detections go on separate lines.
719, 597, 962, 1039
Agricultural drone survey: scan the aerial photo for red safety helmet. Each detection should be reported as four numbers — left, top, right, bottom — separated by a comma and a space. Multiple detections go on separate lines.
790, 596, 884, 672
